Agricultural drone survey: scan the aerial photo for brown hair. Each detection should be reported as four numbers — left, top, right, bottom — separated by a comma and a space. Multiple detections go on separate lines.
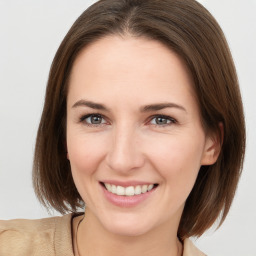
33, 0, 245, 239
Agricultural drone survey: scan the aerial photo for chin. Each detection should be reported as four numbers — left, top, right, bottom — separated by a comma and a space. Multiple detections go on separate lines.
100, 212, 155, 237
106, 223, 151, 237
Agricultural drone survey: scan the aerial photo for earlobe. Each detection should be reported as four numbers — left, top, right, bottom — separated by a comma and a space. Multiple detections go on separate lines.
201, 122, 223, 165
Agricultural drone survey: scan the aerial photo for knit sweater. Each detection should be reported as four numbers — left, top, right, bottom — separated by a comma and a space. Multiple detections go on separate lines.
0, 213, 206, 256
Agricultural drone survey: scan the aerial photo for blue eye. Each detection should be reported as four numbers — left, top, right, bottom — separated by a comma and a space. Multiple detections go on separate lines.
80, 114, 107, 126
150, 115, 176, 126
79, 114, 176, 127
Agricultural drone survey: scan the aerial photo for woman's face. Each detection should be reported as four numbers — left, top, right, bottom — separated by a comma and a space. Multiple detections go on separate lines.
66, 35, 217, 236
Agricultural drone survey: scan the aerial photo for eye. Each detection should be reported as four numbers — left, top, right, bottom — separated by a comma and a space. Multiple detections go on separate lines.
149, 115, 176, 126
80, 114, 107, 126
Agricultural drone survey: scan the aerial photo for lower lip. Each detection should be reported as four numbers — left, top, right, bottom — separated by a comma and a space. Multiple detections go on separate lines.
101, 184, 157, 208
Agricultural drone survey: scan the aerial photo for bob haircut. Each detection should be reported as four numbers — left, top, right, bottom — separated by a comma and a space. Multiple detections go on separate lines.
33, 0, 245, 239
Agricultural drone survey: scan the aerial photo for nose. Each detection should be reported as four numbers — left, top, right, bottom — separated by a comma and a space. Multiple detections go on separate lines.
105, 125, 145, 174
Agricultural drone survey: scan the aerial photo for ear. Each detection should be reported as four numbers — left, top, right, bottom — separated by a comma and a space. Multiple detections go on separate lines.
201, 122, 223, 165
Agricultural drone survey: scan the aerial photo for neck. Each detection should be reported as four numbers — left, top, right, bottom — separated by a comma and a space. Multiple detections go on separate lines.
75, 210, 183, 256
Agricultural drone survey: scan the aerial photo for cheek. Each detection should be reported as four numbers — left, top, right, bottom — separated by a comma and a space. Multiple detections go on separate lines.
148, 133, 205, 188
67, 132, 107, 176
67, 132, 108, 203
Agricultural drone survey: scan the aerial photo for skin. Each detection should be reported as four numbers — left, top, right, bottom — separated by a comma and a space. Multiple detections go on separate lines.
66, 35, 220, 256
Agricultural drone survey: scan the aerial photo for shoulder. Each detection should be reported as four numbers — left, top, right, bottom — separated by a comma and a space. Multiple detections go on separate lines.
0, 213, 75, 256
183, 238, 207, 256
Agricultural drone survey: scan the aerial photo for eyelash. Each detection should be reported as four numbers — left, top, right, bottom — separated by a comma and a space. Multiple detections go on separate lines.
79, 113, 177, 128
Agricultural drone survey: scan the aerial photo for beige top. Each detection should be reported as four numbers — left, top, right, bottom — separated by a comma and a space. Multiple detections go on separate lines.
0, 213, 206, 256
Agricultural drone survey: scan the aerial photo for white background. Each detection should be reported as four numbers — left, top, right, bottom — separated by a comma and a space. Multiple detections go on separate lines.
0, 1, 255, 255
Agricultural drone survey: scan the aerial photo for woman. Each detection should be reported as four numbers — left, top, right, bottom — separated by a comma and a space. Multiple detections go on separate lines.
0, 0, 245, 255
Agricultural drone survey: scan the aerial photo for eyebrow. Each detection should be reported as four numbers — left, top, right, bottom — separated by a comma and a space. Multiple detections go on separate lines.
140, 103, 187, 112
72, 99, 187, 113
72, 99, 110, 111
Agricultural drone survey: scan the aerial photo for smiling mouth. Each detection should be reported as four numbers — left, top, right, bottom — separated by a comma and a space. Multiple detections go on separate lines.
100, 182, 159, 196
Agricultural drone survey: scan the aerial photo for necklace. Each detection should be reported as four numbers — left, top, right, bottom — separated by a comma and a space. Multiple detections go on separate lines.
75, 217, 83, 256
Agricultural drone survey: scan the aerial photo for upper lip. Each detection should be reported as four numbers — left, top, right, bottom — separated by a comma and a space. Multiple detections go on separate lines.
100, 180, 157, 187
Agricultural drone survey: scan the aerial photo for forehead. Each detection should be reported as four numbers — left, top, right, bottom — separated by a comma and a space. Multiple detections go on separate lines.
70, 35, 191, 81
67, 35, 196, 110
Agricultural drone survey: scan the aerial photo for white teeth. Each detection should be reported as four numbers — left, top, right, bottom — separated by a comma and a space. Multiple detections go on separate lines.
104, 183, 156, 196
147, 184, 154, 191
105, 183, 112, 191
134, 185, 142, 195
111, 185, 116, 193
142, 185, 148, 193
125, 186, 135, 196
116, 186, 125, 195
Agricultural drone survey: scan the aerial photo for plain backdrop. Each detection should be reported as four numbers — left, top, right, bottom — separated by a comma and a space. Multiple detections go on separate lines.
0, 1, 255, 255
